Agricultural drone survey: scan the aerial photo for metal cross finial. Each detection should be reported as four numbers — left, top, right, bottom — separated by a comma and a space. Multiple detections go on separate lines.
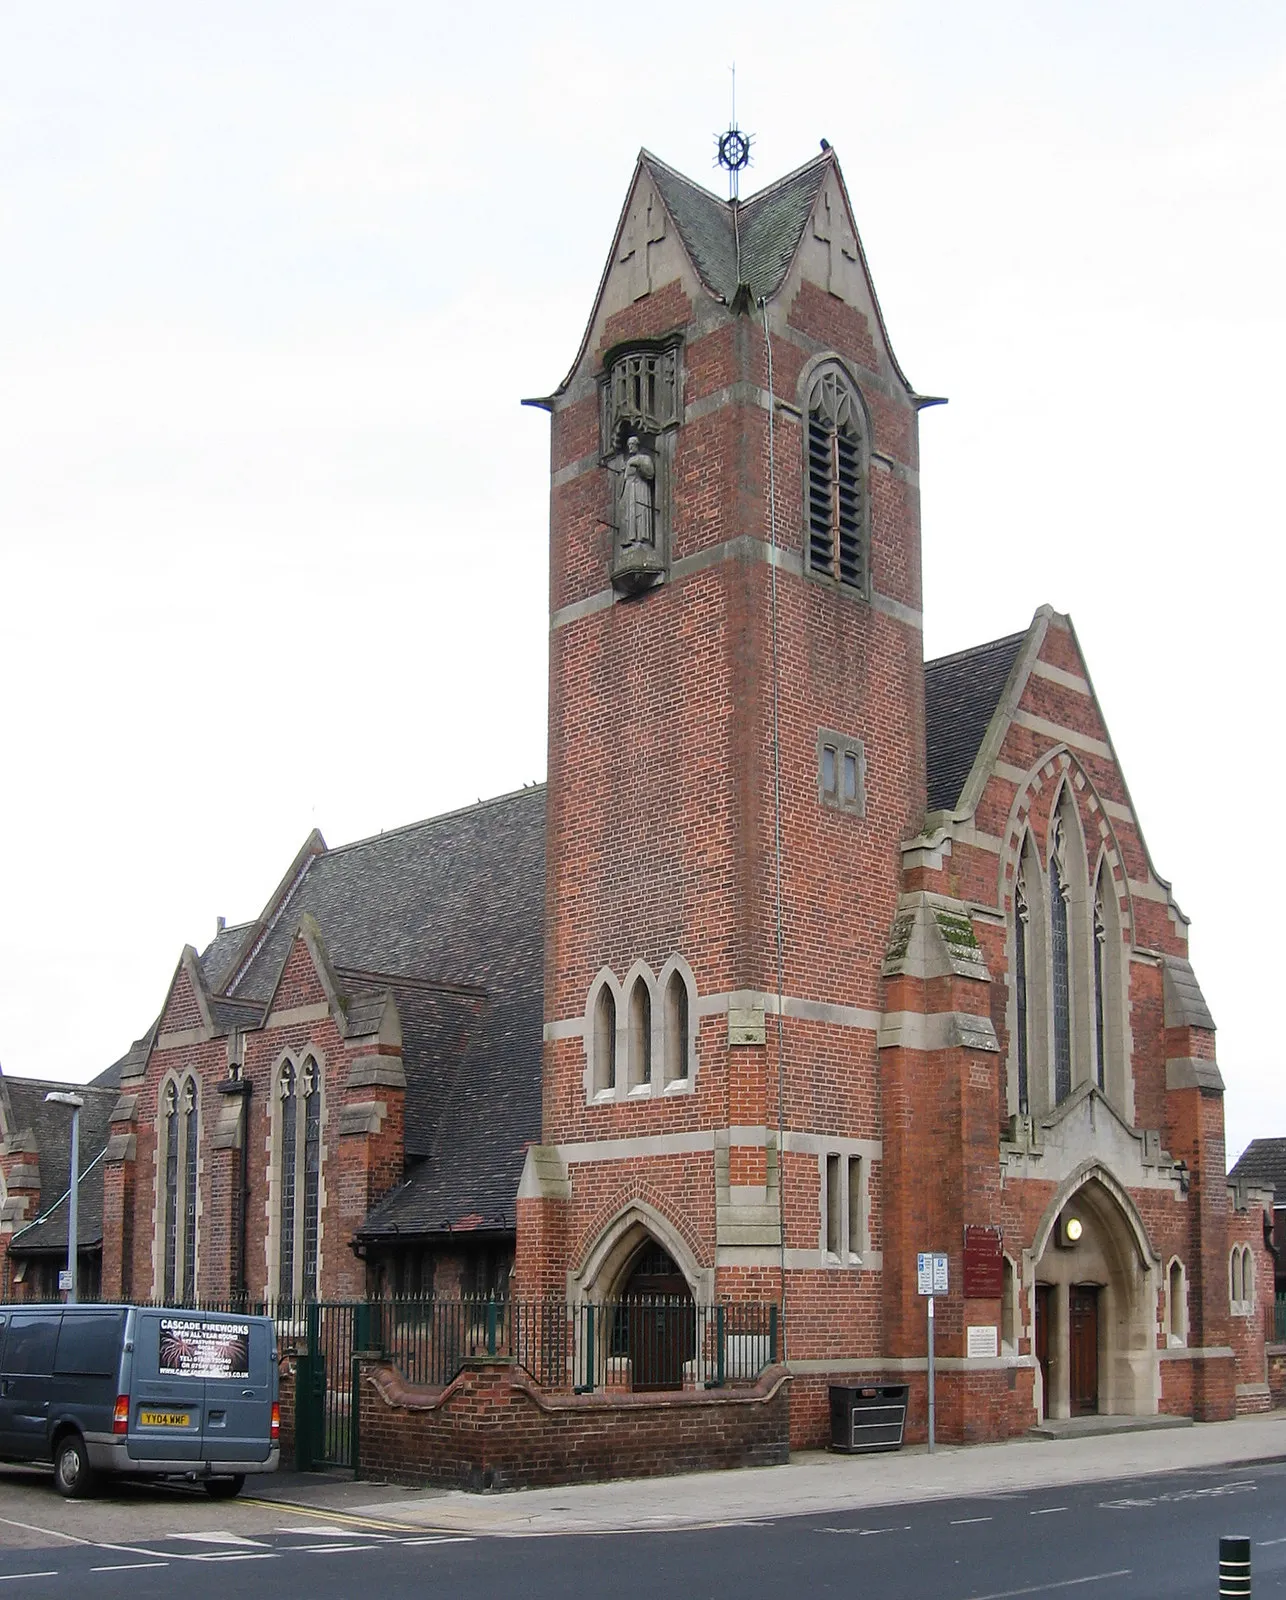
715, 62, 752, 200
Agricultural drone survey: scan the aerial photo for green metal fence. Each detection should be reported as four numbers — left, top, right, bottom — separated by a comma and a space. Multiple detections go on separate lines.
368, 1296, 778, 1394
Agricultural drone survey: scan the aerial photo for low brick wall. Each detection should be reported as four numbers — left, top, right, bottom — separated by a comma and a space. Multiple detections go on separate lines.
358, 1357, 791, 1490
1268, 1344, 1286, 1409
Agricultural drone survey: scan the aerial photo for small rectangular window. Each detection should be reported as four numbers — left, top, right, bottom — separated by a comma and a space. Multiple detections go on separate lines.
825, 1155, 842, 1257
5, 1311, 61, 1375
817, 729, 866, 817
847, 1156, 862, 1259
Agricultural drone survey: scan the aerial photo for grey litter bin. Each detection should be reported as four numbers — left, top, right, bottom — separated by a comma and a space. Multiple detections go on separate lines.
829, 1383, 909, 1453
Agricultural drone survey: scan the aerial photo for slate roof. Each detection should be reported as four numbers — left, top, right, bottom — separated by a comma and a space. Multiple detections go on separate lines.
229, 787, 547, 1238
924, 629, 1027, 814
200, 920, 253, 993
641, 149, 831, 304
4, 1077, 117, 1253
1230, 1139, 1286, 1201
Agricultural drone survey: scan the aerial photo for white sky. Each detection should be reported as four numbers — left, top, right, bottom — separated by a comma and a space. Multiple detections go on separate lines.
1, 2, 1281, 1165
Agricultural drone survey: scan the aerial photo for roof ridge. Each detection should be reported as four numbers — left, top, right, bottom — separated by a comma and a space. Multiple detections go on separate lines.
738, 148, 832, 216
925, 628, 1030, 672
323, 783, 547, 860
2, 1075, 117, 1096
335, 965, 489, 1000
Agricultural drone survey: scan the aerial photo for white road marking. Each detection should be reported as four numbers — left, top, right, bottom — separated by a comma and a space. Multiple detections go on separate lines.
1030, 1507, 1069, 1515
1101, 1482, 1258, 1511
0, 1514, 92, 1546
168, 1531, 268, 1547
400, 1536, 475, 1546
299, 1542, 379, 1553
967, 1570, 1132, 1600
187, 1552, 278, 1562
276, 1525, 394, 1539
952, 1517, 994, 1526
819, 1526, 912, 1536
91, 1563, 169, 1572
1258, 1538, 1286, 1547
0, 1573, 58, 1583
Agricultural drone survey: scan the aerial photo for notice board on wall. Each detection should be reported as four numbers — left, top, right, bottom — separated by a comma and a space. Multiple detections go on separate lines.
962, 1225, 1004, 1298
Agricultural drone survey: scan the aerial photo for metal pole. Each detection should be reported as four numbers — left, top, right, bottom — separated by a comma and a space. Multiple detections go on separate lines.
67, 1102, 80, 1305
1220, 1536, 1251, 1600
927, 1294, 936, 1454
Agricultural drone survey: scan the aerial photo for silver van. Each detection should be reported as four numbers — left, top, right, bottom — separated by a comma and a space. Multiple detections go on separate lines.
0, 1304, 279, 1498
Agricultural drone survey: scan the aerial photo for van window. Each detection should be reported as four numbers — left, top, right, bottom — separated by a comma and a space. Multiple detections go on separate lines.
54, 1311, 125, 1377
5, 1312, 61, 1375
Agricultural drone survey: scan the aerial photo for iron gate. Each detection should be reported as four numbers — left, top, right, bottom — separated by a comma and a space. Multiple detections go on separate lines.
295, 1302, 365, 1471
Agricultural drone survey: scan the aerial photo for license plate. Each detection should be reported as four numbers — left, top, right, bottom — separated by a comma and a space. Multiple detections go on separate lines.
139, 1410, 190, 1427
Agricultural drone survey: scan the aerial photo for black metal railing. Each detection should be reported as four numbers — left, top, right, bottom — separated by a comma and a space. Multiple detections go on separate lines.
1268, 1295, 1286, 1345
367, 1295, 778, 1394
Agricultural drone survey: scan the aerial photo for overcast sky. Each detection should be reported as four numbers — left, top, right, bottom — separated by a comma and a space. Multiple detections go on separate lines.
1, 2, 1281, 1164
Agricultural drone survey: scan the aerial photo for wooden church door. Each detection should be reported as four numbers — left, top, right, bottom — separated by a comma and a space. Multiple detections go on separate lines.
1069, 1285, 1100, 1415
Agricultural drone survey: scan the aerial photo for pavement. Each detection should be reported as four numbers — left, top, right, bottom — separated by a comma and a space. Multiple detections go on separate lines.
245, 1410, 1286, 1537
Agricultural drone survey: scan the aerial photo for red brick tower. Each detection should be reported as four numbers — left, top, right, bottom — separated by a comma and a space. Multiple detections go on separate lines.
516, 146, 926, 1437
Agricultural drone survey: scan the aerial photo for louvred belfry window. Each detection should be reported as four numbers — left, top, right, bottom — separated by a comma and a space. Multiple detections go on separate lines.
806, 367, 868, 592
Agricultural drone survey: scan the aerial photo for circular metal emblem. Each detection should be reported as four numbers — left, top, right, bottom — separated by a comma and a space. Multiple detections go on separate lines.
718, 128, 751, 173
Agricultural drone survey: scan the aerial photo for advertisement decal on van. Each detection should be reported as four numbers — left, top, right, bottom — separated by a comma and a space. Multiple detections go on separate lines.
159, 1318, 251, 1379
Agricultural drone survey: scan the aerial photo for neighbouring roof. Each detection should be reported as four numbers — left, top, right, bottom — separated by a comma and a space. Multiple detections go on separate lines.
1230, 1139, 1286, 1200
4, 1077, 117, 1254
641, 149, 831, 306
924, 629, 1027, 814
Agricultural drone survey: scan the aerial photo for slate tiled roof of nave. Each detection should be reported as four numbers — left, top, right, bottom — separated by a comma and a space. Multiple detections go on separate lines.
228, 787, 547, 1236
2, 1076, 118, 1252
924, 628, 1028, 814
640, 149, 830, 304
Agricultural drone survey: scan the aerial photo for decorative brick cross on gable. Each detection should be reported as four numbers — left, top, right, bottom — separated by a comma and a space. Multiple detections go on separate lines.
619, 188, 668, 301
812, 191, 857, 297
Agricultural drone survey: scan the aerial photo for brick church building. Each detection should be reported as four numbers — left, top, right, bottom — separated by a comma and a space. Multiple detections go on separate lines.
0, 143, 1273, 1444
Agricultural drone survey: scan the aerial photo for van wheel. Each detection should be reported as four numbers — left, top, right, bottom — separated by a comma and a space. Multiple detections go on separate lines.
54, 1433, 97, 1499
205, 1475, 245, 1500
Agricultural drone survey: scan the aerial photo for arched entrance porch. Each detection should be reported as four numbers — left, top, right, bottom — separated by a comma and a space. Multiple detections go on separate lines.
571, 1202, 707, 1392
1029, 1168, 1160, 1421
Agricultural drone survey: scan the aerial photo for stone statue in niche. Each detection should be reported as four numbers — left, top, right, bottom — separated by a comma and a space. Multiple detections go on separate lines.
609, 429, 666, 596
618, 435, 656, 549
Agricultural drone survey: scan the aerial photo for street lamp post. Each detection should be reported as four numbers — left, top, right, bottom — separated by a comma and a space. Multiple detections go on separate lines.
44, 1091, 84, 1304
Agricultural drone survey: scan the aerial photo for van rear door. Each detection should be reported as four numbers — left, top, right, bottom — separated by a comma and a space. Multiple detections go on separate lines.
200, 1316, 273, 1465
128, 1311, 203, 1462
0, 1310, 61, 1461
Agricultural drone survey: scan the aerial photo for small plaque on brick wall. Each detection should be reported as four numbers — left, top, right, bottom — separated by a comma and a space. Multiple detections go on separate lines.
963, 1225, 1004, 1297
967, 1324, 999, 1360
728, 1006, 767, 1046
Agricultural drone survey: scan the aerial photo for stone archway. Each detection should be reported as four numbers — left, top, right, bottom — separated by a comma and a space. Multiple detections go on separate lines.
1029, 1169, 1160, 1421
570, 1202, 709, 1392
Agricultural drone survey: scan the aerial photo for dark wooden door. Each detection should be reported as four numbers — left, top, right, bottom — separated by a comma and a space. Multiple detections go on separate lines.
619, 1244, 694, 1392
1034, 1284, 1054, 1418
1070, 1285, 1099, 1415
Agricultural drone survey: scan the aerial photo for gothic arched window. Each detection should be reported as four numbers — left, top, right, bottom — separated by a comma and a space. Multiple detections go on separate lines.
162, 1081, 179, 1303
277, 1056, 324, 1304
182, 1079, 199, 1302
1014, 873, 1031, 1115
302, 1058, 322, 1302
1049, 817, 1073, 1105
593, 986, 617, 1096
664, 969, 690, 1085
628, 979, 651, 1091
158, 1076, 199, 1304
805, 366, 868, 593
1093, 879, 1107, 1093
277, 1061, 297, 1303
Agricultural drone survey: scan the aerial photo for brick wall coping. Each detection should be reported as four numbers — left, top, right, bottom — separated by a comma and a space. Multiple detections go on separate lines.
365, 1356, 791, 1416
